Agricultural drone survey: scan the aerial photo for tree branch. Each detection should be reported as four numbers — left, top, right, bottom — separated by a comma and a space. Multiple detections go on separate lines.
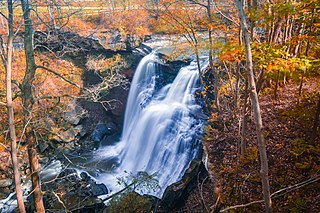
188, 0, 208, 8
0, 11, 8, 20
52, 192, 68, 211
0, 101, 6, 106
36, 65, 81, 88
211, 0, 240, 27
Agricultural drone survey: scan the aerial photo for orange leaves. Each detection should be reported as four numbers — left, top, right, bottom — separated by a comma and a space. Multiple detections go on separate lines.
218, 43, 244, 63
66, 17, 101, 37
101, 8, 151, 38
34, 53, 82, 98
220, 49, 242, 62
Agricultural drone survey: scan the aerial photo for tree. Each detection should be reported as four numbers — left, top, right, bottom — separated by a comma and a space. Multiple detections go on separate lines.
153, 0, 206, 77
20, 0, 45, 211
0, 1, 26, 212
234, 0, 272, 212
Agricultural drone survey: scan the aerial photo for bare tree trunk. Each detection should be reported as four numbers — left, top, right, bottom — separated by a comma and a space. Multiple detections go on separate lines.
235, 0, 273, 212
256, 68, 265, 94
271, 22, 283, 44
206, 0, 220, 112
294, 23, 305, 57
241, 79, 249, 155
20, 0, 45, 212
6, 1, 26, 212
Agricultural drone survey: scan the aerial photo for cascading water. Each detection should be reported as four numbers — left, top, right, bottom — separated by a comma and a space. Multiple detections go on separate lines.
93, 52, 209, 197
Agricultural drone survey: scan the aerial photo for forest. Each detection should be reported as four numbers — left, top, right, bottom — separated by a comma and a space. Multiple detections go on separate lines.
0, 0, 319, 212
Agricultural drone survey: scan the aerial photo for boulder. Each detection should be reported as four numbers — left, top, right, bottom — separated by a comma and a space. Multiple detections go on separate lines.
63, 101, 87, 125
0, 179, 13, 188
80, 172, 108, 196
90, 183, 109, 196
100, 134, 121, 146
161, 161, 207, 209
91, 122, 117, 142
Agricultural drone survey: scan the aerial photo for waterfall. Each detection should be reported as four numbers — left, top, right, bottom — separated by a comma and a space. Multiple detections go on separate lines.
94, 53, 208, 198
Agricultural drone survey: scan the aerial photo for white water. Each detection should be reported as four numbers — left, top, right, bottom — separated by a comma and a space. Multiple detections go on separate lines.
93, 53, 209, 197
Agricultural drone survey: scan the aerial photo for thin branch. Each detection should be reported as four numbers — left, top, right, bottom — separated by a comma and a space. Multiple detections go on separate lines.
101, 182, 136, 202
270, 175, 320, 199
211, 0, 240, 27
200, 176, 210, 212
220, 199, 264, 212
188, 0, 208, 8
18, 116, 32, 150
220, 175, 320, 212
36, 65, 81, 88
0, 101, 6, 106
0, 11, 8, 20
52, 192, 68, 211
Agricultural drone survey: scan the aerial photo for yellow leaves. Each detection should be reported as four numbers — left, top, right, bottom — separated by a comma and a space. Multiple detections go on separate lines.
219, 43, 243, 63
209, 112, 219, 123
219, 49, 241, 62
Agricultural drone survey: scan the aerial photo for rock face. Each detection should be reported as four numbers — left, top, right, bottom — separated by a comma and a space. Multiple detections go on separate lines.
91, 122, 117, 142
161, 161, 207, 209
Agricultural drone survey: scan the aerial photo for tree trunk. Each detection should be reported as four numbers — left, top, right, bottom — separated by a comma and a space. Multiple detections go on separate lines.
271, 21, 283, 44
20, 0, 45, 212
235, 0, 273, 212
294, 23, 305, 57
6, 1, 26, 212
256, 68, 265, 95
207, 0, 220, 112
241, 79, 249, 155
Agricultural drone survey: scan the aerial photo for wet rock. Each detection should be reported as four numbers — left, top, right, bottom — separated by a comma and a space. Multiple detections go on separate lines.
161, 161, 207, 209
40, 160, 63, 182
80, 172, 91, 182
134, 43, 153, 56
90, 183, 108, 196
107, 86, 129, 118
100, 133, 121, 146
189, 106, 209, 120
80, 172, 108, 196
38, 142, 50, 153
0, 179, 13, 188
91, 122, 117, 142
